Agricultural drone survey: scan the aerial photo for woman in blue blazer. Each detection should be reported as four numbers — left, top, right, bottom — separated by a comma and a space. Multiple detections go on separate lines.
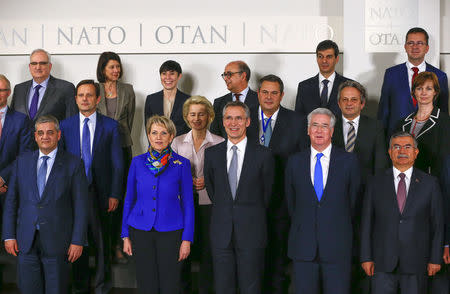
122, 115, 194, 294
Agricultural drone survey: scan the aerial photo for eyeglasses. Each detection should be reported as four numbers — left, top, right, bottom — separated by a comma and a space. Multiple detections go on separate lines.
30, 61, 49, 66
391, 144, 415, 151
0, 89, 10, 92
221, 71, 243, 79
405, 41, 426, 47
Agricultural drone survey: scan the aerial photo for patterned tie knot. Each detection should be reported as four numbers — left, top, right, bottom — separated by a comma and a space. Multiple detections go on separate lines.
348, 120, 353, 126
316, 153, 324, 160
84, 117, 89, 124
399, 173, 406, 180
35, 84, 42, 91
322, 79, 329, 86
412, 67, 419, 74
231, 145, 237, 152
234, 93, 241, 101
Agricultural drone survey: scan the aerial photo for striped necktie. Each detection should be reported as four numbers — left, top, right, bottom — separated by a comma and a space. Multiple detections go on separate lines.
345, 121, 355, 152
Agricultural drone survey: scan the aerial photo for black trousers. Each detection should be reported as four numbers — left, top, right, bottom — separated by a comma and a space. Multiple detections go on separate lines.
72, 188, 112, 294
130, 227, 183, 294
18, 231, 69, 294
372, 271, 428, 294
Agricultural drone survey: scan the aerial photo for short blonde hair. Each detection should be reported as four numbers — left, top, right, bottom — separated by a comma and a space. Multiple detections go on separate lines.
182, 96, 215, 129
0, 74, 11, 89
146, 115, 176, 137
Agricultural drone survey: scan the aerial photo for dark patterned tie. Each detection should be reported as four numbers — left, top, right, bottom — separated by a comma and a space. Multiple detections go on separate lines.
345, 121, 356, 152
397, 173, 407, 213
29, 84, 42, 120
234, 93, 241, 102
320, 80, 329, 107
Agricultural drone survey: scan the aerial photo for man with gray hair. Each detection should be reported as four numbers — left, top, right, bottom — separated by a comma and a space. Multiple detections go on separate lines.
285, 107, 361, 294
360, 131, 444, 294
11, 49, 77, 124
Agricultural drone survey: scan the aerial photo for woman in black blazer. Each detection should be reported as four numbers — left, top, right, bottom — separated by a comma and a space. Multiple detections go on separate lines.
395, 71, 450, 177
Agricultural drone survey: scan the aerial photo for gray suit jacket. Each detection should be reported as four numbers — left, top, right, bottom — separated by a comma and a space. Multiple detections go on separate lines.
11, 75, 77, 123
98, 82, 136, 147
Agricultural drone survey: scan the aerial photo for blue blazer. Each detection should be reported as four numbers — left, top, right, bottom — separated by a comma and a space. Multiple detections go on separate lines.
378, 62, 449, 136
2, 150, 88, 255
60, 113, 124, 208
121, 152, 194, 242
285, 146, 361, 263
0, 108, 33, 183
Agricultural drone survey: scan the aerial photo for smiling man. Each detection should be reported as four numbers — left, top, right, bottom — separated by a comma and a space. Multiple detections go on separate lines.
205, 101, 274, 294
294, 40, 351, 117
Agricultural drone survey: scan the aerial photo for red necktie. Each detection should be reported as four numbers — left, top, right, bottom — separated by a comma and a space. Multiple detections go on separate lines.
411, 67, 419, 107
234, 93, 241, 102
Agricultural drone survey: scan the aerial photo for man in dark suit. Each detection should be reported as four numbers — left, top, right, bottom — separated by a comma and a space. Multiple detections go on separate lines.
333, 80, 388, 185
285, 107, 361, 294
378, 27, 449, 136
247, 74, 306, 294
295, 40, 351, 117
144, 60, 190, 136
204, 101, 274, 294
0, 74, 32, 193
2, 115, 88, 294
60, 80, 124, 294
210, 60, 259, 138
11, 49, 77, 123
360, 131, 444, 294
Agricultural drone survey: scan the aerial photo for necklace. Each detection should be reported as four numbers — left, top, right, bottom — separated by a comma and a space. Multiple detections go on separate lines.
105, 82, 116, 98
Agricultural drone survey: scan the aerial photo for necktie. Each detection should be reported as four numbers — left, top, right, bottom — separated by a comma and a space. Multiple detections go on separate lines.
397, 173, 407, 213
37, 156, 49, 198
29, 84, 42, 120
82, 118, 92, 184
320, 80, 329, 107
411, 67, 419, 107
314, 153, 324, 201
263, 118, 272, 147
234, 93, 241, 102
228, 145, 238, 199
345, 121, 356, 152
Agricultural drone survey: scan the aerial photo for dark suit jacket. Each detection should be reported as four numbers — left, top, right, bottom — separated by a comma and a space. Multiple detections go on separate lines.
378, 63, 449, 136
294, 72, 351, 117
360, 168, 444, 274
144, 89, 190, 136
396, 107, 450, 177
11, 75, 77, 122
247, 106, 307, 216
60, 113, 124, 210
210, 88, 259, 138
332, 115, 388, 184
98, 82, 136, 147
441, 155, 450, 246
0, 108, 33, 183
285, 146, 361, 263
2, 150, 88, 255
204, 140, 274, 249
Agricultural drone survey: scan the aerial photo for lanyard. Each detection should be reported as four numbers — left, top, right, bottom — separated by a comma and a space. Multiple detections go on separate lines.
260, 109, 272, 145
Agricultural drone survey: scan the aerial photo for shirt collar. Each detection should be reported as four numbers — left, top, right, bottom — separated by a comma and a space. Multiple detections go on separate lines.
0, 105, 8, 115
227, 136, 247, 153
79, 111, 97, 123
406, 60, 426, 72
32, 76, 50, 89
39, 147, 58, 160
393, 166, 413, 180
311, 143, 332, 159
233, 86, 250, 97
183, 129, 215, 145
319, 72, 336, 84
258, 106, 280, 122
342, 115, 360, 127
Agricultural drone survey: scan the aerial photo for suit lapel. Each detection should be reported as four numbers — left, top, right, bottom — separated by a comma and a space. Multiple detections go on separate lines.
328, 73, 341, 106
97, 84, 108, 115
399, 64, 414, 108
415, 108, 439, 139
218, 142, 233, 200
235, 142, 252, 201
268, 107, 285, 148
115, 82, 125, 121
354, 115, 367, 152
402, 168, 421, 215
170, 89, 184, 121
313, 74, 321, 101
320, 147, 337, 203
36, 76, 55, 118
40, 150, 63, 202
31, 151, 41, 202
401, 112, 414, 132
333, 116, 345, 147
0, 109, 14, 152
92, 113, 104, 160
154, 91, 164, 115
385, 169, 401, 216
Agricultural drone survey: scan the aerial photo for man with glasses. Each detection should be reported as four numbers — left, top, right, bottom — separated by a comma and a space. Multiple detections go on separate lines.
360, 131, 444, 294
11, 49, 77, 124
210, 61, 259, 138
285, 108, 361, 294
378, 27, 449, 136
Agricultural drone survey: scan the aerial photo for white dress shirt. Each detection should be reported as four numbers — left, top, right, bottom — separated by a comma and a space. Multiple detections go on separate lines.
310, 144, 332, 188
393, 166, 413, 196
232, 86, 250, 103
79, 112, 97, 154
28, 76, 50, 110
227, 137, 247, 184
319, 72, 336, 101
258, 106, 279, 143
0, 105, 7, 127
342, 115, 360, 144
406, 61, 426, 91
37, 147, 58, 183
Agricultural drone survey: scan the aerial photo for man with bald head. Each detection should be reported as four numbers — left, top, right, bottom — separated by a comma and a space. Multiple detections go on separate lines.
210, 60, 259, 138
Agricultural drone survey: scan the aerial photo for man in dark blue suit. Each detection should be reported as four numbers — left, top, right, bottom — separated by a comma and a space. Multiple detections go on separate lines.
210, 61, 259, 138
378, 27, 449, 136
295, 40, 351, 117
285, 107, 361, 294
360, 132, 444, 294
60, 80, 124, 294
0, 75, 33, 194
2, 115, 88, 294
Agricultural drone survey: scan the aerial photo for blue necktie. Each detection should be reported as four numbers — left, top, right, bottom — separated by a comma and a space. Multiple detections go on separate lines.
263, 118, 272, 147
228, 145, 238, 199
37, 156, 49, 198
29, 84, 42, 120
320, 80, 329, 107
82, 118, 92, 184
314, 153, 324, 201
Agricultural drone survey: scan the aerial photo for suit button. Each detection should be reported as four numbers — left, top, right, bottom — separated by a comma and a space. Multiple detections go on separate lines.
399, 220, 403, 224
152, 208, 155, 212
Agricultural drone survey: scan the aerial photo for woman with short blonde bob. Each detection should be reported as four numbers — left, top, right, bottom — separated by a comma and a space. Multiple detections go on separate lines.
172, 96, 224, 294
122, 115, 194, 294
